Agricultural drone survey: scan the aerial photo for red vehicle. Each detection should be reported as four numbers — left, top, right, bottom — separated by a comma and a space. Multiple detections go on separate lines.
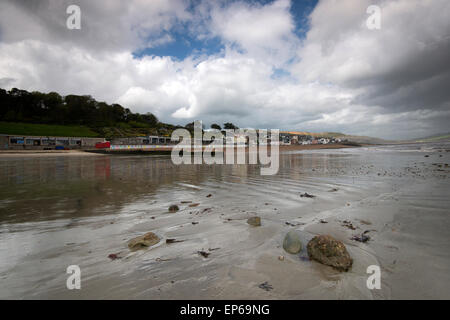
95, 141, 111, 149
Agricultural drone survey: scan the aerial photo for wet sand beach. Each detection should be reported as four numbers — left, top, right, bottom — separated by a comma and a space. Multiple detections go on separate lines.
0, 150, 104, 157
0, 142, 449, 299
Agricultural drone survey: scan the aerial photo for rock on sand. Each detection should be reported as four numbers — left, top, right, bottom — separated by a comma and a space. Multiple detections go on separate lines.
283, 230, 302, 254
247, 216, 261, 227
128, 232, 160, 250
306, 235, 353, 271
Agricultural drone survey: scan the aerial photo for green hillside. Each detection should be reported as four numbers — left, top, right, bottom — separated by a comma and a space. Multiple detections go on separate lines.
0, 87, 181, 139
0, 122, 100, 137
416, 133, 450, 142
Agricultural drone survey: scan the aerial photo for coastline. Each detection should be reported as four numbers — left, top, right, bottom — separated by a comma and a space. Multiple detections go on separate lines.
0, 149, 104, 157
0, 143, 361, 157
278, 143, 363, 151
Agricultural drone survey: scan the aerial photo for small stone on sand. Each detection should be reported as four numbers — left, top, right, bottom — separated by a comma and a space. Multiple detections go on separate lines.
283, 230, 302, 254
247, 216, 261, 227
128, 232, 160, 250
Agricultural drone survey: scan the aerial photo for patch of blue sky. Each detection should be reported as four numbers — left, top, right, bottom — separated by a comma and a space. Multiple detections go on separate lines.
242, 0, 317, 38
271, 68, 291, 79
133, 0, 318, 60
290, 0, 318, 39
133, 32, 224, 60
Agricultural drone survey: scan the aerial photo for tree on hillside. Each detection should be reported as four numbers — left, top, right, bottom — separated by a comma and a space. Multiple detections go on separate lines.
0, 87, 161, 129
211, 123, 221, 130
185, 121, 205, 131
185, 122, 195, 131
142, 112, 158, 127
223, 122, 238, 130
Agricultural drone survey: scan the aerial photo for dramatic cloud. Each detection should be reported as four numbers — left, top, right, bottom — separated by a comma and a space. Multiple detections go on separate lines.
0, 0, 191, 51
0, 0, 449, 139
208, 0, 298, 66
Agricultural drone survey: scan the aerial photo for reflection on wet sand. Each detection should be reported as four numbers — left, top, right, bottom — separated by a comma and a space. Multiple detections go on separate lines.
0, 143, 449, 299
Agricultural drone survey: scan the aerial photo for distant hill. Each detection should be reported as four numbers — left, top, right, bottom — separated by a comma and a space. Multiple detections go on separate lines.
415, 133, 450, 143
0, 87, 184, 139
335, 134, 392, 145
281, 131, 344, 138
281, 131, 391, 145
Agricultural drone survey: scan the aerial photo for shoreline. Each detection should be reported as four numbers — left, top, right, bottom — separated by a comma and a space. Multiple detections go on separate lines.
0, 143, 364, 157
0, 149, 104, 157
278, 143, 364, 151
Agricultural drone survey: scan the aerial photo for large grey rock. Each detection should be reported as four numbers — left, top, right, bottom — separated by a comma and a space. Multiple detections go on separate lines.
283, 230, 302, 254
128, 232, 160, 250
307, 235, 353, 271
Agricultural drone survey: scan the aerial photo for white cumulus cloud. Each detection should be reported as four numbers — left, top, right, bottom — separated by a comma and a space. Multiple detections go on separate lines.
0, 0, 449, 139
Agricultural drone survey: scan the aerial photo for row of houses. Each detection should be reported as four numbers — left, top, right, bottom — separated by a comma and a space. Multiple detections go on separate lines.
0, 131, 344, 150
110, 135, 251, 147
0, 134, 208, 150
0, 134, 106, 150
0, 133, 248, 150
279, 131, 342, 145
202, 130, 343, 146
110, 136, 174, 146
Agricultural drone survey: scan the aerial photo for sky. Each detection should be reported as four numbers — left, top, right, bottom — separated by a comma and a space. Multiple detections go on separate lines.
0, 0, 449, 139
